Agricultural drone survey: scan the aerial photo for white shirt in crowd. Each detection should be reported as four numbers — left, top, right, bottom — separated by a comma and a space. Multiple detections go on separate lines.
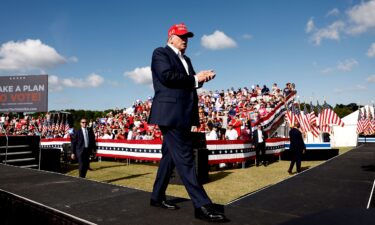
127, 130, 133, 140
206, 130, 218, 140
225, 129, 238, 140
257, 129, 264, 143
102, 133, 112, 139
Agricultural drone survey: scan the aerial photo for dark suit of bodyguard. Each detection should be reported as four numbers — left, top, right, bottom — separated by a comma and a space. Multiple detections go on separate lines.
288, 121, 306, 173
148, 23, 226, 222
71, 119, 96, 178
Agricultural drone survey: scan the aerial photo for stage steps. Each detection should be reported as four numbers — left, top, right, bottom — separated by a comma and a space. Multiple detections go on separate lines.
0, 136, 40, 169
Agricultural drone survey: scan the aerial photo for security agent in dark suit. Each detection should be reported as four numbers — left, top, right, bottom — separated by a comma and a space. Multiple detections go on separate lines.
288, 120, 306, 174
252, 124, 268, 166
148, 23, 226, 222
71, 118, 96, 178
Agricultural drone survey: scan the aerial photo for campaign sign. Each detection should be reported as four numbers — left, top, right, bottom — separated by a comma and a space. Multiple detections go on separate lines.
0, 75, 48, 112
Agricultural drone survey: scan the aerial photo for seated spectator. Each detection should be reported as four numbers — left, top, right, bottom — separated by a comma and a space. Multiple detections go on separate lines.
225, 124, 238, 140
206, 125, 218, 140
261, 85, 269, 95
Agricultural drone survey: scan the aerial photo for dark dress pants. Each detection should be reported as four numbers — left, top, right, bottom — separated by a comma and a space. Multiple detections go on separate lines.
151, 126, 211, 208
78, 149, 90, 178
255, 142, 266, 165
289, 150, 302, 173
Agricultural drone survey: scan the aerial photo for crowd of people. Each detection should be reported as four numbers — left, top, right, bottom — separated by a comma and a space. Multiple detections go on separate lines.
0, 83, 296, 141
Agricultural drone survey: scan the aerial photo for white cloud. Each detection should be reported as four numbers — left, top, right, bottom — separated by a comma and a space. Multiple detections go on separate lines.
367, 74, 375, 83
321, 58, 358, 74
355, 84, 367, 90
62, 73, 104, 88
307, 1, 375, 45
48, 75, 64, 92
242, 34, 253, 40
305, 17, 315, 33
311, 20, 345, 45
337, 58, 358, 71
0, 39, 66, 71
201, 31, 237, 50
107, 80, 120, 87
321, 67, 334, 74
326, 8, 340, 17
124, 66, 152, 85
367, 43, 375, 57
48, 73, 104, 91
68, 56, 78, 63
346, 0, 375, 35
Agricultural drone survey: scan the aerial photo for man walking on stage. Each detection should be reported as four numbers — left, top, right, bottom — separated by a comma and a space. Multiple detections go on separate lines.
148, 23, 226, 222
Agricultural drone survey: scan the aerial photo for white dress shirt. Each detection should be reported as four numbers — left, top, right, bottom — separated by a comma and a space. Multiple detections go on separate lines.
82, 127, 89, 148
257, 129, 264, 143
167, 44, 199, 87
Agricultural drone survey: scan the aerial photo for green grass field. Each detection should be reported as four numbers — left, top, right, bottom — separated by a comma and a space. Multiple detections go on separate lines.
64, 147, 353, 204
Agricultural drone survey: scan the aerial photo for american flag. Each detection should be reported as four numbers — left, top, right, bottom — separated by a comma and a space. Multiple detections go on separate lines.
49, 121, 54, 132
55, 120, 60, 132
362, 107, 373, 135
356, 108, 364, 134
301, 103, 311, 132
285, 103, 295, 127
366, 109, 375, 135
309, 101, 320, 138
320, 102, 331, 133
59, 119, 64, 132
319, 101, 344, 133
292, 103, 307, 132
64, 119, 70, 134
42, 120, 48, 135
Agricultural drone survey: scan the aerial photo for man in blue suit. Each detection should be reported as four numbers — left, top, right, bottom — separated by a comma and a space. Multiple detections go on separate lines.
71, 118, 96, 178
148, 23, 226, 222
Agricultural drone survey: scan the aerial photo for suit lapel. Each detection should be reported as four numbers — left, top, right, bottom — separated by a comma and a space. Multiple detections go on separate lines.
184, 55, 195, 75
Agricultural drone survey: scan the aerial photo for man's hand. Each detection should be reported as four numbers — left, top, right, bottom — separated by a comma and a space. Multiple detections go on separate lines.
303, 149, 306, 154
196, 70, 216, 83
71, 153, 76, 160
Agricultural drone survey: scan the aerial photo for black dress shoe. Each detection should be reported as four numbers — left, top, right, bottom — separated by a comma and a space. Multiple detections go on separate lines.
195, 204, 226, 222
150, 199, 179, 210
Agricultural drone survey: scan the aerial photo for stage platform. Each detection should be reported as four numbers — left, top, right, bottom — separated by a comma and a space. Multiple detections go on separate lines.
1, 144, 375, 225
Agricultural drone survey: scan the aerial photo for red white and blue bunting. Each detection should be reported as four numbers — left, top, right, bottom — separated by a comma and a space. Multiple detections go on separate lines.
41, 138, 287, 165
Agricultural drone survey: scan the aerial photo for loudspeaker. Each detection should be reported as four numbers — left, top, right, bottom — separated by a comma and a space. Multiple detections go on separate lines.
170, 132, 209, 184
40, 148, 61, 172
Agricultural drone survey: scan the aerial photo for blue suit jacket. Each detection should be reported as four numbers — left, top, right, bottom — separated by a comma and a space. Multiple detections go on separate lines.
148, 46, 200, 128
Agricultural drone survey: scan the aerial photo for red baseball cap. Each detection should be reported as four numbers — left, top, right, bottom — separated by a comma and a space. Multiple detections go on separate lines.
168, 23, 194, 38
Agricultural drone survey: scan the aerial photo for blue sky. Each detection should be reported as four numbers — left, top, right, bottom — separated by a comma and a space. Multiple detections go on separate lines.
0, 0, 374, 110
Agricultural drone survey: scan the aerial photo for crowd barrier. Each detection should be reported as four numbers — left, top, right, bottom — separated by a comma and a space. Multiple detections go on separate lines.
41, 138, 288, 165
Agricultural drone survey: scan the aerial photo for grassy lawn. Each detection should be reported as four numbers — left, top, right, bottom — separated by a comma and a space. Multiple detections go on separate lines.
64, 147, 354, 205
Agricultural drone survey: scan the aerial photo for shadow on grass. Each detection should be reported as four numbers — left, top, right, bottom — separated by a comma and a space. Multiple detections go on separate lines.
104, 173, 152, 183
207, 171, 232, 183
288, 166, 311, 175
60, 163, 79, 173
301, 166, 310, 171
92, 164, 128, 171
